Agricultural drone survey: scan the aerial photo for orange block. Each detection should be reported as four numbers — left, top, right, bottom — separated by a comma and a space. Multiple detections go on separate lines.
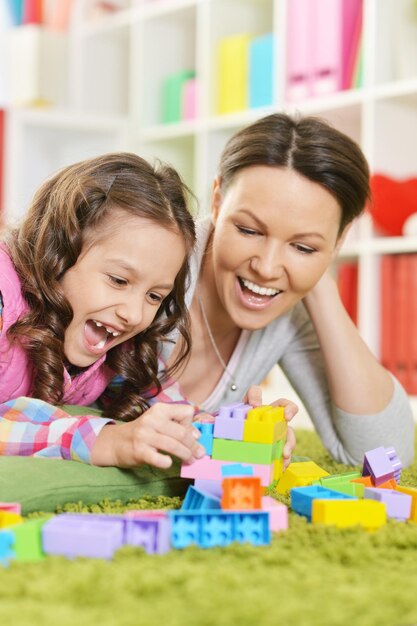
221, 476, 262, 510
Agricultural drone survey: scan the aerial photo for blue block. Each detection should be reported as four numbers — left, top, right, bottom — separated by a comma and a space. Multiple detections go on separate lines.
291, 485, 356, 521
0, 530, 15, 567
249, 33, 274, 109
221, 463, 254, 477
194, 422, 214, 455
181, 485, 221, 511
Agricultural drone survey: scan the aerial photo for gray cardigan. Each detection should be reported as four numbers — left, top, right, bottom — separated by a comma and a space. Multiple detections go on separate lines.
161, 217, 415, 466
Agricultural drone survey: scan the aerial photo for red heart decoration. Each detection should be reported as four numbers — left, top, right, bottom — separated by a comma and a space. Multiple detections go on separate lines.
369, 175, 417, 236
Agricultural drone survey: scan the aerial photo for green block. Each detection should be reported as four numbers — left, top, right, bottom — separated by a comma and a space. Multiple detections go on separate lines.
12, 518, 48, 562
318, 471, 361, 489
212, 438, 276, 464
162, 69, 195, 123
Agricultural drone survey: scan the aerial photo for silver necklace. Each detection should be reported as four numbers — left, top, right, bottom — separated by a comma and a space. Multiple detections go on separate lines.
197, 289, 238, 392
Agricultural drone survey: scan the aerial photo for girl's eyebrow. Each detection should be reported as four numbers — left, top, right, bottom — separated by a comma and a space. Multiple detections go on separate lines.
237, 209, 325, 240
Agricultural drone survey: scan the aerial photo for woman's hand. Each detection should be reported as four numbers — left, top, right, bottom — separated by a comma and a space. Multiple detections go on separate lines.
244, 385, 298, 468
91, 403, 206, 469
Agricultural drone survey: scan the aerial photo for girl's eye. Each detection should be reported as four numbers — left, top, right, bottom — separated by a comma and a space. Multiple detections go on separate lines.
108, 275, 127, 286
148, 292, 163, 304
236, 225, 260, 236
293, 243, 316, 254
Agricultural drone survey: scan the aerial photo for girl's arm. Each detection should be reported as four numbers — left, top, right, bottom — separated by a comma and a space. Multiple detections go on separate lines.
303, 270, 394, 414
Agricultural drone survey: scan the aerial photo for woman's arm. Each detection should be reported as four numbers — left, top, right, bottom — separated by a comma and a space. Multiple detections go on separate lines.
303, 270, 393, 414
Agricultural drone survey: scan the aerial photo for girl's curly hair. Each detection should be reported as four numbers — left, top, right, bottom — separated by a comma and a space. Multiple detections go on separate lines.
5, 152, 196, 421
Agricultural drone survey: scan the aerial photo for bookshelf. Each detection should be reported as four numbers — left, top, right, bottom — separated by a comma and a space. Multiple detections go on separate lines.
2, 0, 417, 420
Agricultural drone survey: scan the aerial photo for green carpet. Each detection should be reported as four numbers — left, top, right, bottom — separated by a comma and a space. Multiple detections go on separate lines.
2, 430, 417, 626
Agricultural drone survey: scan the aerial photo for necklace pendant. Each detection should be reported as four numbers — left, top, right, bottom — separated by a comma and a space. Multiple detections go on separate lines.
230, 383, 237, 392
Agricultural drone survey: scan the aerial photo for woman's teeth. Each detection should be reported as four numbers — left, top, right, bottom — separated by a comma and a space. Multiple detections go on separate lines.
241, 278, 280, 296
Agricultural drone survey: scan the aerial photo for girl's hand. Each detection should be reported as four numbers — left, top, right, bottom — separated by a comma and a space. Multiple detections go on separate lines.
91, 403, 206, 469
244, 385, 298, 468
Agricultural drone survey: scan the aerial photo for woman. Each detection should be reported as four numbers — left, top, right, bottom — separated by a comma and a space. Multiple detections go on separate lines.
151, 112, 414, 467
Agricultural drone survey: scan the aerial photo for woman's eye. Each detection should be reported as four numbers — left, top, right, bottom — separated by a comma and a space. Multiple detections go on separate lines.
108, 275, 127, 286
236, 225, 259, 236
293, 243, 316, 254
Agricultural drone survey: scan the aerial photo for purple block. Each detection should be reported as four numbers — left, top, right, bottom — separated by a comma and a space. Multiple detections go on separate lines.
213, 403, 252, 441
385, 447, 402, 481
125, 516, 171, 554
364, 488, 412, 521
194, 479, 223, 498
362, 447, 395, 485
42, 514, 125, 559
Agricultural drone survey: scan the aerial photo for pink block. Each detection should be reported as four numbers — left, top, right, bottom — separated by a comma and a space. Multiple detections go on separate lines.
261, 496, 288, 532
0, 502, 21, 515
182, 78, 197, 120
124, 510, 168, 519
181, 456, 273, 486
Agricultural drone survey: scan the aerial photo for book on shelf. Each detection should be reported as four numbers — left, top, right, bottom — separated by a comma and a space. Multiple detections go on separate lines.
337, 262, 358, 325
217, 33, 251, 114
286, 0, 363, 101
380, 254, 417, 395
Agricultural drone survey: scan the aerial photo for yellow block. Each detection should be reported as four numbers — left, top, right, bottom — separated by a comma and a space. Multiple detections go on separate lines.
273, 458, 284, 481
244, 406, 287, 444
0, 511, 23, 528
217, 33, 251, 114
276, 461, 329, 495
312, 499, 387, 530
396, 485, 417, 522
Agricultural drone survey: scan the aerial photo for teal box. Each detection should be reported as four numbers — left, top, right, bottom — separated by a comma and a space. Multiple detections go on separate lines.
249, 33, 274, 109
162, 69, 196, 124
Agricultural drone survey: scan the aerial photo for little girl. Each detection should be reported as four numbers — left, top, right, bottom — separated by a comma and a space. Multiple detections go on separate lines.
0, 152, 205, 469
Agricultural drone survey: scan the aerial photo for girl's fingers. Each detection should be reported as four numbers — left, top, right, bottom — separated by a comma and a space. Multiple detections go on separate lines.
271, 398, 299, 421
244, 385, 263, 407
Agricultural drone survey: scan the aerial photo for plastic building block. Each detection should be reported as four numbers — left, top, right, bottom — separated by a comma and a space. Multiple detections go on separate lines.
194, 479, 223, 498
181, 455, 274, 486
0, 530, 15, 566
314, 471, 363, 497
362, 446, 402, 486
11, 518, 47, 562
276, 462, 330, 495
261, 496, 288, 532
243, 406, 286, 444
273, 458, 284, 482
0, 511, 23, 528
221, 463, 254, 477
124, 515, 171, 554
42, 514, 125, 559
0, 502, 21, 515
213, 402, 250, 441
181, 485, 221, 511
169, 510, 270, 549
221, 477, 262, 510
212, 438, 277, 465
364, 488, 412, 521
396, 485, 417, 523
291, 485, 356, 520
194, 422, 214, 455
249, 33, 274, 109
311, 498, 387, 530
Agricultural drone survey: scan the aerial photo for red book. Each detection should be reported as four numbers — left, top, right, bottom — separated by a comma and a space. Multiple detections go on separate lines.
337, 262, 358, 325
406, 254, 417, 395
22, 0, 43, 25
393, 254, 411, 390
380, 255, 395, 375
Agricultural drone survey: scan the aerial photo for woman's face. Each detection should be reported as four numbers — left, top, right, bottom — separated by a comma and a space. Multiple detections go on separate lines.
209, 165, 344, 330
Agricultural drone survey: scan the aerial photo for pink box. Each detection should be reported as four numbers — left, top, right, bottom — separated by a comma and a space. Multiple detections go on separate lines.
181, 455, 273, 486
261, 496, 288, 532
182, 78, 197, 120
0, 502, 21, 515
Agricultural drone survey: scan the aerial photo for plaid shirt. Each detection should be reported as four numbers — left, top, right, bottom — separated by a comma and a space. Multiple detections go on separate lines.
0, 397, 114, 463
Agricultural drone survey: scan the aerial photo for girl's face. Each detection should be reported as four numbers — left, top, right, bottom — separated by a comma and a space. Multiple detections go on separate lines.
209, 165, 344, 330
60, 211, 186, 367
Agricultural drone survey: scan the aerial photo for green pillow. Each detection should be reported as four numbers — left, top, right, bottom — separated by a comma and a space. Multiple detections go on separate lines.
0, 405, 190, 514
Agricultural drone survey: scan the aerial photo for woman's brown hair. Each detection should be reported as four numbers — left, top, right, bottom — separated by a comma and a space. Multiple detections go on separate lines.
5, 152, 196, 420
219, 112, 370, 235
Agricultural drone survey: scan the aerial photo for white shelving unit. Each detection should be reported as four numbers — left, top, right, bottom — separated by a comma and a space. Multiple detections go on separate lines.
3, 0, 417, 405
